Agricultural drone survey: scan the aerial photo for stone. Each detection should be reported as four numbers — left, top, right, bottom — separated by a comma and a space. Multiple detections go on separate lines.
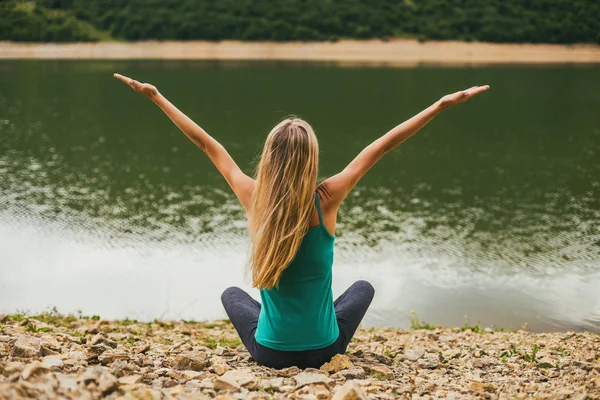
10, 336, 41, 358
135, 343, 150, 354
261, 377, 286, 392
276, 366, 302, 377
40, 337, 62, 356
294, 383, 331, 399
67, 350, 87, 365
417, 353, 440, 369
173, 351, 209, 371
210, 355, 231, 375
404, 349, 425, 361
470, 382, 496, 393
41, 355, 64, 370
363, 363, 393, 377
214, 368, 258, 392
332, 367, 366, 380
321, 354, 354, 373
118, 374, 143, 385
293, 372, 335, 389
90, 333, 118, 348
78, 366, 118, 395
181, 370, 203, 380
87, 319, 111, 334
21, 361, 50, 380
98, 349, 129, 365
331, 380, 369, 400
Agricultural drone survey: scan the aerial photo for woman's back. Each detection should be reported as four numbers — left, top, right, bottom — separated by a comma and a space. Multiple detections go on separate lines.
255, 192, 339, 350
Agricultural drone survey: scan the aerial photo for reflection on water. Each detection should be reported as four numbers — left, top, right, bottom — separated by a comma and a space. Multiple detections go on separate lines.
1, 61, 599, 332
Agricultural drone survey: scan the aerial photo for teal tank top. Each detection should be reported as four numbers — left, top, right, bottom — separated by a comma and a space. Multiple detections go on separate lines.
255, 191, 339, 351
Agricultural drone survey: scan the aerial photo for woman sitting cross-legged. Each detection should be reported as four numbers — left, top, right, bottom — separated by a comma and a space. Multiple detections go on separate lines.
113, 72, 488, 368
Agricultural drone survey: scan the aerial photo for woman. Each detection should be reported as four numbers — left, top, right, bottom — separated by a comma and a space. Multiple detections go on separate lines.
114, 73, 489, 368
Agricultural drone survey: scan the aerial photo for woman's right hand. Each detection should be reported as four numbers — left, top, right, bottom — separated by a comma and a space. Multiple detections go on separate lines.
113, 73, 159, 99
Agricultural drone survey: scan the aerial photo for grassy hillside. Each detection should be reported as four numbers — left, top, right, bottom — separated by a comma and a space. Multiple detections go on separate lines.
1, 0, 599, 44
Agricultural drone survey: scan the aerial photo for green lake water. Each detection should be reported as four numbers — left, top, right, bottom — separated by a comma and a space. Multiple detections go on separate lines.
1, 60, 599, 331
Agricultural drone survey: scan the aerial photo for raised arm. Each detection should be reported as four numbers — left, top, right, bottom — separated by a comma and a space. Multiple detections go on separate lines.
319, 85, 490, 207
113, 73, 255, 212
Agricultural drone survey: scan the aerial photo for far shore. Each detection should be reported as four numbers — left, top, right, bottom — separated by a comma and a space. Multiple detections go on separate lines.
1, 39, 600, 65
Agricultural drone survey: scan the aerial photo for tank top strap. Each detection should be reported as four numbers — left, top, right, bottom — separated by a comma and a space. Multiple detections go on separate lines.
315, 191, 325, 227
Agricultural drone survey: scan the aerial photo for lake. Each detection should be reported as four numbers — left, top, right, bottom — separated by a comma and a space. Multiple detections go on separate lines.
1, 60, 599, 332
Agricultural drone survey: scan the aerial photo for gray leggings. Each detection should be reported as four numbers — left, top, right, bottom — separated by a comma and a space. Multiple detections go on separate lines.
221, 280, 375, 369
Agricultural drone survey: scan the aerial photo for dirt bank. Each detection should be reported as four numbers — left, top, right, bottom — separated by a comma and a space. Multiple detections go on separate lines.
1, 40, 599, 65
0, 312, 599, 399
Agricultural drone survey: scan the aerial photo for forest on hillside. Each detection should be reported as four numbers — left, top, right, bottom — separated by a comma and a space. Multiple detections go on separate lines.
1, 0, 599, 44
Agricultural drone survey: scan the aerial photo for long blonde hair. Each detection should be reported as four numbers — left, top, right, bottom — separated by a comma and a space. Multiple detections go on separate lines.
248, 117, 319, 290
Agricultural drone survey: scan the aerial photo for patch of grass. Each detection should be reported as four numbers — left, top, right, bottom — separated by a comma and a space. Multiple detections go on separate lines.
369, 372, 392, 380
258, 386, 277, 395
382, 348, 395, 358
8, 313, 27, 322
119, 318, 138, 326
461, 320, 483, 333
409, 310, 436, 330
499, 344, 518, 360
552, 346, 571, 356
29, 307, 78, 328
523, 344, 539, 363
201, 337, 241, 349
24, 323, 51, 333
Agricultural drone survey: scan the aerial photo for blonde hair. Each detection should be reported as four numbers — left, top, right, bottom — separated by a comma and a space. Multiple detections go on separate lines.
248, 117, 319, 290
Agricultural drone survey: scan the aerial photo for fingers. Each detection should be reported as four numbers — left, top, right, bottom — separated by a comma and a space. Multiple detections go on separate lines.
469, 85, 490, 96
114, 73, 145, 92
113, 73, 132, 85
464, 85, 490, 99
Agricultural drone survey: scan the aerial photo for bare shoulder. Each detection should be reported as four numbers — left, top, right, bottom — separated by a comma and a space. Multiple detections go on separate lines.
316, 179, 339, 213
317, 173, 349, 209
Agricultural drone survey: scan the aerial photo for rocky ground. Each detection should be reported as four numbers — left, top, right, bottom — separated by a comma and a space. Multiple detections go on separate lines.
0, 312, 599, 399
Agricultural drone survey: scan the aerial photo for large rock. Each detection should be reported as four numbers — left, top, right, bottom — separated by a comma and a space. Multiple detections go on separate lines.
214, 368, 258, 392
321, 354, 354, 373
293, 372, 335, 389
417, 353, 440, 369
276, 366, 302, 377
78, 366, 118, 395
332, 367, 366, 380
98, 349, 129, 365
332, 380, 368, 400
362, 363, 393, 378
173, 351, 209, 371
90, 333, 117, 348
42, 355, 64, 370
118, 374, 143, 385
260, 377, 286, 392
21, 361, 50, 380
210, 356, 231, 375
404, 349, 425, 361
293, 383, 331, 399
40, 336, 62, 356
10, 336, 41, 358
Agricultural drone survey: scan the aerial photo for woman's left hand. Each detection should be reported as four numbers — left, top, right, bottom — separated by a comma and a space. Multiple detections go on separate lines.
438, 85, 490, 110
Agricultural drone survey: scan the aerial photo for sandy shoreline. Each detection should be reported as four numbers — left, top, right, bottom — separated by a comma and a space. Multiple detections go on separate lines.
1, 39, 600, 65
1, 312, 599, 399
